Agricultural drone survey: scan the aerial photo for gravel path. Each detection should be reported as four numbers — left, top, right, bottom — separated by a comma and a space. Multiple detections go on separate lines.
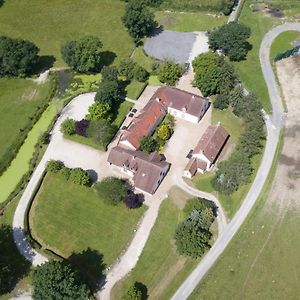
171, 23, 300, 300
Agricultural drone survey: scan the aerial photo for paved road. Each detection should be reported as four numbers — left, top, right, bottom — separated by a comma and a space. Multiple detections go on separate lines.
228, 0, 243, 23
171, 23, 300, 300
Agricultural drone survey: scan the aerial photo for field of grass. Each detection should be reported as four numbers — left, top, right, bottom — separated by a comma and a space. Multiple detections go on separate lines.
30, 173, 146, 269
125, 81, 147, 100
189, 132, 299, 300
0, 0, 133, 67
111, 198, 200, 300
0, 95, 63, 203
156, 11, 227, 32
0, 78, 52, 163
270, 30, 300, 60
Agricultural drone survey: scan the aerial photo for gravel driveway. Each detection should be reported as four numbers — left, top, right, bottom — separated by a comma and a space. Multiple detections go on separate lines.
144, 30, 197, 64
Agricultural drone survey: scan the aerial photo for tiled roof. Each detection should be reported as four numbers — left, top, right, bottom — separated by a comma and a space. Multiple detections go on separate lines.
194, 125, 229, 163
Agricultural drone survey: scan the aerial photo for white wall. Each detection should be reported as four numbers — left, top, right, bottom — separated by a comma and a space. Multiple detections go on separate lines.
168, 107, 199, 124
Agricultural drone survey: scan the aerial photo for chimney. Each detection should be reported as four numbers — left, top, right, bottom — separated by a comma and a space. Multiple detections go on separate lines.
156, 97, 161, 102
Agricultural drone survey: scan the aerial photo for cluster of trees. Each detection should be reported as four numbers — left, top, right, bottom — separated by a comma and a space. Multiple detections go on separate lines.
140, 113, 175, 153
95, 176, 141, 208
122, 0, 157, 44
32, 260, 91, 299
46, 160, 90, 186
156, 61, 184, 85
0, 36, 39, 77
212, 87, 265, 194
208, 22, 252, 61
175, 198, 215, 258
119, 58, 149, 82
61, 36, 103, 73
192, 51, 235, 97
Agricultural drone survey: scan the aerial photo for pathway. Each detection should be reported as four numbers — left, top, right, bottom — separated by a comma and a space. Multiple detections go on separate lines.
171, 23, 300, 300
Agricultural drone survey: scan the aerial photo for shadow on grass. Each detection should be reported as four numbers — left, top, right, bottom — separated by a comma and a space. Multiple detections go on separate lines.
135, 281, 149, 299
0, 225, 31, 295
0, 0, 4, 8
99, 51, 117, 70
32, 55, 56, 74
68, 248, 106, 292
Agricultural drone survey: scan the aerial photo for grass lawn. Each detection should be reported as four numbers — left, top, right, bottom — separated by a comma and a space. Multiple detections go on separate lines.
270, 30, 300, 61
0, 0, 133, 67
125, 81, 147, 100
189, 133, 300, 300
0, 87, 62, 203
111, 198, 200, 300
148, 75, 163, 86
156, 11, 227, 32
112, 101, 133, 127
30, 173, 146, 270
132, 47, 157, 73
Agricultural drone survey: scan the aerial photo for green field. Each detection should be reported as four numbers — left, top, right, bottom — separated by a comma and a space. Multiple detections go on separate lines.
0, 78, 51, 162
156, 11, 227, 32
0, 0, 133, 67
270, 30, 300, 60
189, 133, 300, 300
112, 198, 200, 300
30, 173, 146, 269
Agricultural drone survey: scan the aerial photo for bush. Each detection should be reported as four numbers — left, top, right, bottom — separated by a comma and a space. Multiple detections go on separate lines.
183, 197, 215, 217
101, 65, 119, 82
157, 61, 184, 85
119, 59, 136, 80
69, 168, 90, 186
121, 282, 143, 300
0, 36, 39, 77
32, 260, 91, 300
95, 80, 120, 105
95, 177, 127, 205
157, 124, 171, 141
61, 118, 76, 135
124, 192, 141, 209
75, 119, 90, 136
213, 94, 230, 110
86, 102, 111, 121
46, 160, 64, 173
209, 22, 251, 61
61, 36, 103, 72
60, 166, 71, 180
133, 65, 149, 82
139, 136, 158, 153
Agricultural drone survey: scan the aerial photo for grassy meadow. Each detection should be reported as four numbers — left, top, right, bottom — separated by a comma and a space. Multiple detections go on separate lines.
30, 173, 146, 268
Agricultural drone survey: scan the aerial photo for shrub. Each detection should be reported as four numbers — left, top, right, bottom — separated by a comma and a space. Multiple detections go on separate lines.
95, 177, 127, 205
95, 80, 120, 105
121, 282, 143, 300
0, 36, 39, 77
157, 124, 171, 141
124, 192, 141, 209
101, 65, 119, 82
183, 198, 215, 217
32, 260, 91, 299
60, 166, 71, 180
133, 65, 149, 82
61, 118, 76, 135
157, 61, 184, 85
86, 102, 111, 121
119, 59, 136, 80
213, 94, 230, 110
61, 36, 103, 72
75, 119, 90, 136
69, 168, 90, 186
139, 136, 158, 153
46, 160, 64, 173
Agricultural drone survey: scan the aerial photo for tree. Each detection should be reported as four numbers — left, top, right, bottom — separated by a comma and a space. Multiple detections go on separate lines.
75, 119, 90, 136
162, 113, 175, 132
61, 36, 103, 72
46, 160, 64, 173
32, 260, 91, 300
139, 136, 158, 153
101, 65, 119, 82
133, 65, 149, 82
209, 22, 251, 61
124, 192, 141, 209
183, 197, 215, 217
121, 282, 143, 300
69, 168, 90, 186
86, 102, 111, 121
122, 0, 156, 43
0, 36, 39, 77
213, 94, 230, 110
157, 124, 171, 141
61, 118, 76, 135
118, 59, 136, 80
87, 119, 117, 148
95, 177, 127, 205
95, 80, 120, 105
157, 61, 183, 85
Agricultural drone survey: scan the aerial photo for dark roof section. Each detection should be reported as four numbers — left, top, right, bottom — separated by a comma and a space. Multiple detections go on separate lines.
108, 146, 170, 194
194, 125, 229, 163
152, 86, 209, 118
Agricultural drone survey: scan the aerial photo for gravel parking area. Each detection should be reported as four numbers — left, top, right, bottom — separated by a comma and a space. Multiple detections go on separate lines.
144, 30, 197, 64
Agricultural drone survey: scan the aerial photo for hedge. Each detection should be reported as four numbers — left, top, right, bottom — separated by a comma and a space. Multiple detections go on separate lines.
274, 45, 300, 62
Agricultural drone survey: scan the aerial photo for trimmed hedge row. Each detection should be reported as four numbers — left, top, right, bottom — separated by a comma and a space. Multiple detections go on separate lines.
274, 45, 300, 62
0, 73, 58, 177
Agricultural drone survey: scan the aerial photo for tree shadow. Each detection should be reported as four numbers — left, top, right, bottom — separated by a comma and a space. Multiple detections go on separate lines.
32, 55, 56, 74
68, 248, 106, 291
0, 225, 31, 295
147, 26, 163, 38
0, 0, 4, 8
99, 51, 117, 70
135, 281, 148, 300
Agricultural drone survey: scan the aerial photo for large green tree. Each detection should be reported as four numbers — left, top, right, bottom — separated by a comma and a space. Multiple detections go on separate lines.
32, 260, 91, 300
209, 21, 251, 61
0, 36, 39, 77
122, 0, 156, 43
157, 61, 184, 85
95, 80, 120, 106
61, 36, 103, 72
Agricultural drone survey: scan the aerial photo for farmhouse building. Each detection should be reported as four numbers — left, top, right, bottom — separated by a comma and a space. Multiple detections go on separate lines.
184, 124, 229, 178
108, 146, 170, 195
